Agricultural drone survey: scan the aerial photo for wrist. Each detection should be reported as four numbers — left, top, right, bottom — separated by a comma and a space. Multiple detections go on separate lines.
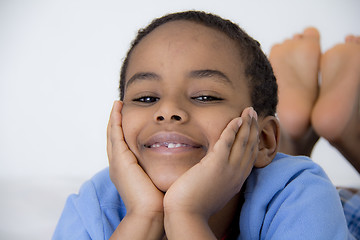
126, 208, 164, 223
113, 212, 164, 240
164, 211, 215, 240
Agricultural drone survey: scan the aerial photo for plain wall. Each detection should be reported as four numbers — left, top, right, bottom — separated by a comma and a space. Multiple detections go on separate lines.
1, 0, 360, 239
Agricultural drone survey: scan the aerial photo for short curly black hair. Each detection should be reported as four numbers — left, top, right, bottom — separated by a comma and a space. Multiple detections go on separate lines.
119, 10, 277, 117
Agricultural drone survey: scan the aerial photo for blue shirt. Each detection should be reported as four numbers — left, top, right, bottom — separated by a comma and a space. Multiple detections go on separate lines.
339, 188, 360, 239
53, 153, 354, 239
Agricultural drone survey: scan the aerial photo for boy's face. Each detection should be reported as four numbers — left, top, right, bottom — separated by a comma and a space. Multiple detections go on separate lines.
121, 21, 252, 192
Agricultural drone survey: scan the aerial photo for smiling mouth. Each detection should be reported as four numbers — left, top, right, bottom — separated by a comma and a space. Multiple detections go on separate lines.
146, 142, 200, 149
142, 132, 206, 153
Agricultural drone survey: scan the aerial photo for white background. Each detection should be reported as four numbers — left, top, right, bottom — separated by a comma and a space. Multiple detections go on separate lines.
1, 0, 360, 239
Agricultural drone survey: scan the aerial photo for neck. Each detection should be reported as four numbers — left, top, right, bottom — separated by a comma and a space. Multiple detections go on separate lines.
161, 193, 243, 240
209, 193, 242, 239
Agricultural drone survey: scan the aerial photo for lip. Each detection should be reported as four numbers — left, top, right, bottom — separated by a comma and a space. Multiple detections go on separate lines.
143, 132, 204, 150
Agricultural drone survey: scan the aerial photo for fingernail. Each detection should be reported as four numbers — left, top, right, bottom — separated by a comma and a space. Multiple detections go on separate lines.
249, 107, 258, 121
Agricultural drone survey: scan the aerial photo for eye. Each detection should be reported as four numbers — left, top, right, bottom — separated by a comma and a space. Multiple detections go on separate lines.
133, 96, 159, 103
192, 95, 223, 102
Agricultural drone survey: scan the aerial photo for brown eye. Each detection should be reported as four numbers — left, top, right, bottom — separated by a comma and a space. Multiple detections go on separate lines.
192, 95, 223, 102
133, 96, 159, 103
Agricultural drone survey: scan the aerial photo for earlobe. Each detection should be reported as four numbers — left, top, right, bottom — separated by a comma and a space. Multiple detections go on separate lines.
254, 116, 280, 168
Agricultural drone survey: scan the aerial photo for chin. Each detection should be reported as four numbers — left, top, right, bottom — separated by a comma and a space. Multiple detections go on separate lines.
149, 171, 183, 192
140, 154, 204, 192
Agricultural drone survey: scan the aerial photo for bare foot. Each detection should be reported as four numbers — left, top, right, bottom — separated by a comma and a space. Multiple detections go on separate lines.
312, 36, 360, 172
269, 27, 320, 155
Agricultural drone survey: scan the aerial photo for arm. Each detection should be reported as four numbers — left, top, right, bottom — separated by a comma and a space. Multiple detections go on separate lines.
107, 101, 165, 240
110, 214, 164, 240
164, 107, 259, 239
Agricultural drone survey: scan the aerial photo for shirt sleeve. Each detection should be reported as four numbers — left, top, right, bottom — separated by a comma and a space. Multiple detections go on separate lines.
52, 168, 124, 240
240, 154, 355, 240
52, 193, 92, 240
261, 167, 355, 240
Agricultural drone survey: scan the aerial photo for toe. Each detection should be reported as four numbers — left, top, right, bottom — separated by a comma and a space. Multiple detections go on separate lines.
292, 33, 302, 40
303, 27, 320, 39
345, 35, 360, 44
345, 35, 356, 43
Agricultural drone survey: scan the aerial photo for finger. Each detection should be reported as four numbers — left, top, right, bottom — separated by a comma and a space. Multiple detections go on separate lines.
239, 113, 259, 169
109, 100, 124, 143
107, 101, 124, 163
109, 102, 139, 167
241, 107, 259, 164
107, 101, 122, 161
210, 117, 243, 162
107, 102, 116, 161
227, 108, 251, 166
107, 102, 117, 161
229, 107, 259, 168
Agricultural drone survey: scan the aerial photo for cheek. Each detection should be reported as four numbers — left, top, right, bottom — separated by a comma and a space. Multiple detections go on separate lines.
197, 110, 239, 150
121, 110, 144, 154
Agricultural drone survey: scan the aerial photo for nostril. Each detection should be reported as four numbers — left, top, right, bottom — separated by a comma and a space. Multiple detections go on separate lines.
157, 116, 165, 121
171, 115, 181, 121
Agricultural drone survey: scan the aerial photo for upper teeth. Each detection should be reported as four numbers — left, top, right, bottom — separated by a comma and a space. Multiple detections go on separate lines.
168, 143, 185, 148
150, 143, 187, 148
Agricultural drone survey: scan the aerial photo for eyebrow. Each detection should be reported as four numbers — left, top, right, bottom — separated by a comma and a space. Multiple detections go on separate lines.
125, 72, 161, 90
188, 69, 233, 86
125, 69, 233, 90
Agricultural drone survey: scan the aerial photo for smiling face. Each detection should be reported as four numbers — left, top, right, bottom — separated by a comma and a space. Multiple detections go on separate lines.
121, 21, 252, 192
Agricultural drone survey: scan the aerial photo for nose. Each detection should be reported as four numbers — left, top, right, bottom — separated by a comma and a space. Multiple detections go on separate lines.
154, 101, 188, 124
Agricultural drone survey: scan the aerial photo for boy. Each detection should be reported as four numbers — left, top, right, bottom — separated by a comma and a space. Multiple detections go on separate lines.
53, 11, 353, 239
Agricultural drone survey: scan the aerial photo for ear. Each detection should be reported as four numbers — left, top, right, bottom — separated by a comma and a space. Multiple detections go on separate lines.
254, 116, 280, 168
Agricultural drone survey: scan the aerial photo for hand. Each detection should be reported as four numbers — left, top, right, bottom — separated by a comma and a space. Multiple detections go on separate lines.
163, 107, 259, 237
107, 101, 164, 239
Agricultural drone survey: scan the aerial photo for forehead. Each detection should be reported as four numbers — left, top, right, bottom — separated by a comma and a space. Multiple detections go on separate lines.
126, 20, 247, 87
